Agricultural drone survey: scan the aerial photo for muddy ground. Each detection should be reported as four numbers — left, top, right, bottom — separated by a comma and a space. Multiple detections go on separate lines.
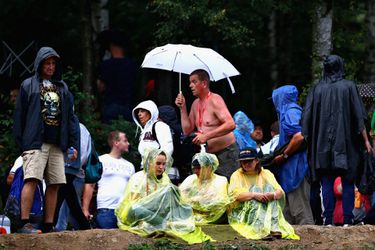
1, 224, 375, 250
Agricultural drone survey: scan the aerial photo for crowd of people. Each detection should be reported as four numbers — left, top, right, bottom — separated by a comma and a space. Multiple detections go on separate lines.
2, 43, 375, 243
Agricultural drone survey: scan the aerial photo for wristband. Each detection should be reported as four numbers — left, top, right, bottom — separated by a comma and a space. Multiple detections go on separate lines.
283, 153, 289, 159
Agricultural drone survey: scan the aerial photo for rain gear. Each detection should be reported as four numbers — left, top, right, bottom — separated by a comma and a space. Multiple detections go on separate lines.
233, 111, 256, 150
115, 149, 211, 244
272, 85, 308, 193
302, 55, 367, 182
132, 100, 173, 159
228, 167, 299, 240
179, 152, 230, 225
13, 47, 79, 153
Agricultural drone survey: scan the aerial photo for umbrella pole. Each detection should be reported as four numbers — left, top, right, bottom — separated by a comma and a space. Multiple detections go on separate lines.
179, 72, 181, 93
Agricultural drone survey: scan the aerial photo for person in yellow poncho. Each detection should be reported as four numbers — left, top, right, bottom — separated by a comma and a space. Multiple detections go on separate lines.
228, 148, 299, 240
179, 152, 230, 225
115, 148, 211, 244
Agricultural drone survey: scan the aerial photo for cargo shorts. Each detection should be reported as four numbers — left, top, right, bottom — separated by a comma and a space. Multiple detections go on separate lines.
22, 143, 66, 185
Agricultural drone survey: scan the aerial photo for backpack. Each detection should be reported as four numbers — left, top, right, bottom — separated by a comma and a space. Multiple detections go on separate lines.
4, 167, 44, 232
84, 141, 103, 183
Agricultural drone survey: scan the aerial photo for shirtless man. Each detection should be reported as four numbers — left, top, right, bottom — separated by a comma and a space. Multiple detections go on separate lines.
175, 69, 239, 180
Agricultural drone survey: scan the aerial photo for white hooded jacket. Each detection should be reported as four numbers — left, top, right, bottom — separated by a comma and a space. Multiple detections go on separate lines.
132, 100, 174, 159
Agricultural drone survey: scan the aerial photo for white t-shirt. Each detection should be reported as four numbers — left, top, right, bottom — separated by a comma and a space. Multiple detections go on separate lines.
97, 154, 135, 209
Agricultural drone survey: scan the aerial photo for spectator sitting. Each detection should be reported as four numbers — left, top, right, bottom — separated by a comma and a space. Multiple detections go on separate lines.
260, 121, 279, 155
82, 130, 135, 229
115, 149, 211, 244
179, 152, 230, 225
233, 111, 257, 150
228, 148, 299, 240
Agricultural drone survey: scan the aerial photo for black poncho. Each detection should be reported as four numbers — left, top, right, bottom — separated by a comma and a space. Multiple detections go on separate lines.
302, 55, 367, 182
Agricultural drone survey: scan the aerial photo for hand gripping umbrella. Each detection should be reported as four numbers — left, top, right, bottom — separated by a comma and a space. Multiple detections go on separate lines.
141, 44, 240, 93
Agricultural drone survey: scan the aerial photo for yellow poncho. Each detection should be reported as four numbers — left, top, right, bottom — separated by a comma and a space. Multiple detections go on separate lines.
228, 167, 299, 240
115, 149, 211, 244
179, 152, 230, 225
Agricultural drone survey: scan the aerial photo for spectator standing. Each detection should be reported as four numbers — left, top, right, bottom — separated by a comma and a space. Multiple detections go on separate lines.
272, 85, 314, 225
55, 123, 92, 231
175, 69, 238, 180
302, 55, 372, 226
233, 111, 257, 150
97, 34, 137, 123
82, 131, 135, 229
251, 123, 265, 149
13, 47, 79, 233
260, 121, 279, 155
132, 100, 174, 167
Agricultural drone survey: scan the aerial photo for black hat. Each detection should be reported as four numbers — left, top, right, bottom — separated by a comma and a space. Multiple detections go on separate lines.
238, 148, 258, 161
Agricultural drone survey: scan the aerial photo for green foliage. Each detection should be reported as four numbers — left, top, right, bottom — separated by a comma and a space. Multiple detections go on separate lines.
0, 94, 18, 176
126, 239, 186, 250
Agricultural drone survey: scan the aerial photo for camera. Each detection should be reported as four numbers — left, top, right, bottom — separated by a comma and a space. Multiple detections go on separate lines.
181, 133, 208, 153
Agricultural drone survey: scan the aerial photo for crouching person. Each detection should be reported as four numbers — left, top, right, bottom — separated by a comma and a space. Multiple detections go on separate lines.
179, 152, 230, 225
228, 148, 299, 240
115, 149, 211, 244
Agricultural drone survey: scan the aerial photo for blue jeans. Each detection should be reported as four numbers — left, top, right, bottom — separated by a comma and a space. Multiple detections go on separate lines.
96, 208, 118, 229
321, 176, 354, 225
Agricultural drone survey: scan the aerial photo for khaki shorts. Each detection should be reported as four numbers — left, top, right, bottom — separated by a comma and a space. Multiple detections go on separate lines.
22, 143, 66, 185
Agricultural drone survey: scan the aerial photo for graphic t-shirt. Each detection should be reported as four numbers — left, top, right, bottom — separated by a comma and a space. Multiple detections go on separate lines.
40, 80, 61, 144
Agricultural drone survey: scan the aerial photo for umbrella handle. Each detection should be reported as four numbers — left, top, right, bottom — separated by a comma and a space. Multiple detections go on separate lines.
223, 73, 236, 94
179, 72, 181, 93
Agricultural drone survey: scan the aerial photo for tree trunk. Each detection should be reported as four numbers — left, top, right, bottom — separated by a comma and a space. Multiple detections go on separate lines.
365, 0, 375, 82
80, 0, 94, 115
268, 11, 278, 88
311, 0, 333, 83
91, 0, 109, 63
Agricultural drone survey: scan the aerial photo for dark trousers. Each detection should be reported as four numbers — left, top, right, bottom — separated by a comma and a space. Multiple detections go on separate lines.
321, 175, 354, 225
54, 174, 90, 230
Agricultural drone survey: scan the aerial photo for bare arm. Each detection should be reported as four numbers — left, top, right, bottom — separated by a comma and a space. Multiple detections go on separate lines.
82, 183, 95, 219
273, 132, 305, 165
236, 189, 282, 203
362, 128, 372, 153
175, 92, 195, 135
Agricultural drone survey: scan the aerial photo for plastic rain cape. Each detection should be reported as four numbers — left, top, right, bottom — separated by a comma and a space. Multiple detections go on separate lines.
179, 152, 231, 225
115, 149, 211, 244
228, 168, 299, 240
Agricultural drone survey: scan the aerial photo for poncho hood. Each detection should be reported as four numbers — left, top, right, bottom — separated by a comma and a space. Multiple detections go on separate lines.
233, 111, 256, 150
272, 85, 299, 114
322, 55, 345, 83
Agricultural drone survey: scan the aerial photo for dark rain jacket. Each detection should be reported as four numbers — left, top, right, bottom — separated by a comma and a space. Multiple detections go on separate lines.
272, 85, 308, 193
302, 55, 366, 182
13, 47, 79, 153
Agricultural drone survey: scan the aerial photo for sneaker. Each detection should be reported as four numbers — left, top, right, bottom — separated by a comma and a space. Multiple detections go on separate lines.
17, 223, 42, 234
324, 224, 334, 227
343, 224, 350, 227
271, 231, 282, 239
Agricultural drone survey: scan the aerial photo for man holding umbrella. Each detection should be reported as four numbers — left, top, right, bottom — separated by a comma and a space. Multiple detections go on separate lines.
175, 69, 239, 180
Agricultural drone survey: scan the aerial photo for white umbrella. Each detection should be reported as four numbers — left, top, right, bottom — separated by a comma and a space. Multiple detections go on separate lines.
141, 44, 240, 93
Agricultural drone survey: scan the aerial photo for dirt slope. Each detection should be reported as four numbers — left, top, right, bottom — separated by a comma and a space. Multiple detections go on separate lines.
0, 225, 375, 250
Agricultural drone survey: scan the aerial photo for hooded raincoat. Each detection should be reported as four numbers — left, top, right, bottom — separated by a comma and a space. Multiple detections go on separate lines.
115, 149, 211, 244
228, 167, 299, 240
179, 152, 230, 225
302, 55, 367, 182
13, 47, 78, 153
132, 100, 173, 159
233, 111, 257, 150
272, 85, 308, 193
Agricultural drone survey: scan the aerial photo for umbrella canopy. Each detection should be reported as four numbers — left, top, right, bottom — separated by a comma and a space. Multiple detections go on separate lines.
141, 44, 240, 93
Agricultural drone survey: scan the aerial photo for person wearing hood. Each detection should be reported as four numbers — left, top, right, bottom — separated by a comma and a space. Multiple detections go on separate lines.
115, 148, 212, 244
179, 152, 230, 225
233, 111, 257, 151
132, 100, 173, 166
13, 47, 79, 233
271, 85, 314, 225
302, 55, 372, 226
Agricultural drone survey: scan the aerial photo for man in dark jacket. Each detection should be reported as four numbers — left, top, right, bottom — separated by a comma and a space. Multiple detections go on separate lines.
302, 55, 372, 226
13, 47, 79, 233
